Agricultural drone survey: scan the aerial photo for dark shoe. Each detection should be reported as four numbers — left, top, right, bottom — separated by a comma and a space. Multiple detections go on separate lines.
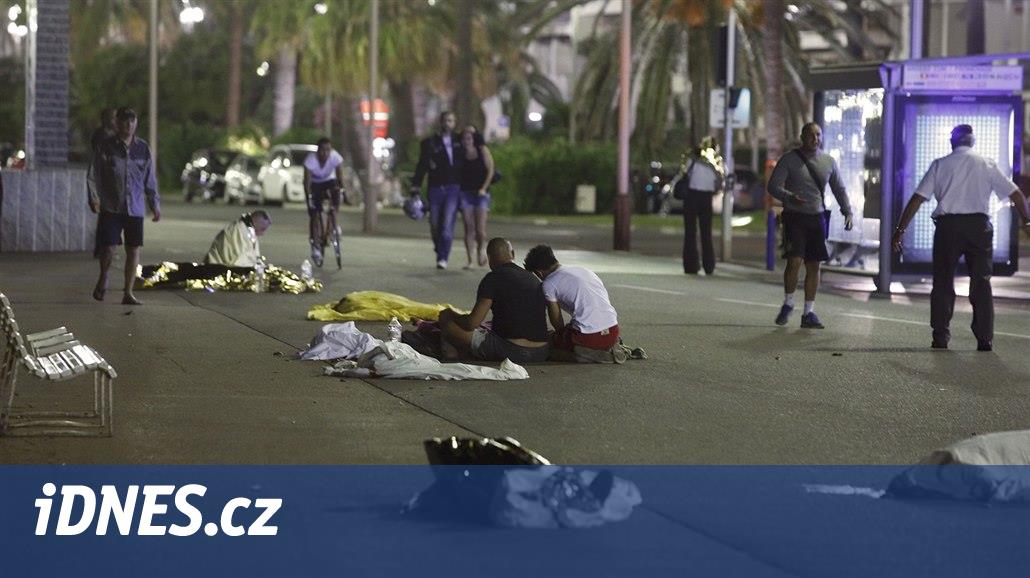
931, 340, 949, 350
977, 341, 993, 352
800, 312, 825, 329
775, 304, 794, 326
121, 293, 142, 306
92, 285, 106, 301
629, 347, 647, 360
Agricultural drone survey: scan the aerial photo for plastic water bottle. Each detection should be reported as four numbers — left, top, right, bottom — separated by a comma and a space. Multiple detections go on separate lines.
300, 259, 313, 284
253, 261, 266, 293
387, 316, 402, 342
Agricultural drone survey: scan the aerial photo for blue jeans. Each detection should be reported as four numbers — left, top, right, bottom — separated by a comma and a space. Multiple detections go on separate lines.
428, 184, 461, 262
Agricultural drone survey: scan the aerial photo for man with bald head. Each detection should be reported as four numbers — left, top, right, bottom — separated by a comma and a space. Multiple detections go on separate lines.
438, 237, 551, 363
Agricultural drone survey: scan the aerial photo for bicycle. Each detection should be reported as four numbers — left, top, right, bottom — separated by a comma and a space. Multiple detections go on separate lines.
310, 187, 343, 269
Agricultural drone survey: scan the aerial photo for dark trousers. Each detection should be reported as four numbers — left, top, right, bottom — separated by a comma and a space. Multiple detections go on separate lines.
682, 189, 715, 274
931, 214, 994, 345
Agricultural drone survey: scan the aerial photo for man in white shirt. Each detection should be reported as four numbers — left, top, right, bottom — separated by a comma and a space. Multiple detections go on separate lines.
523, 245, 620, 360
892, 124, 1030, 351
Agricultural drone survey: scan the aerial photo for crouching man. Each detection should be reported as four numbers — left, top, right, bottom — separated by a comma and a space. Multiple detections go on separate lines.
523, 245, 620, 362
203, 210, 272, 267
438, 237, 551, 364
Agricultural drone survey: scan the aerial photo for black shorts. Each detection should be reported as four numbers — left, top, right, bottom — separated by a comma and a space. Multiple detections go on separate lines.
781, 212, 829, 262
96, 211, 144, 248
307, 180, 341, 216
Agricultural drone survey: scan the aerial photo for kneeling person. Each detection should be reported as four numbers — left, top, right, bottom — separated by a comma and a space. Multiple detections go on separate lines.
439, 238, 550, 363
523, 245, 619, 360
203, 210, 272, 267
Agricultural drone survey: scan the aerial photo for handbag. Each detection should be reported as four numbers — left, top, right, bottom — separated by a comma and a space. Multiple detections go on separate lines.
793, 149, 832, 237
490, 168, 502, 185
672, 159, 697, 201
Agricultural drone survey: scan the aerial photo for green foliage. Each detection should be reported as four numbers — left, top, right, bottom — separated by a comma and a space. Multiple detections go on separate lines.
488, 137, 617, 216
156, 121, 223, 188
269, 126, 322, 147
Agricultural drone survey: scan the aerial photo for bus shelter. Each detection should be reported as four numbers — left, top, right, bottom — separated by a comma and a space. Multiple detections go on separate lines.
810, 58, 1024, 292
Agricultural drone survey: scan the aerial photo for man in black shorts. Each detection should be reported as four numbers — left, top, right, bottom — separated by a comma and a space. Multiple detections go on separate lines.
438, 237, 551, 364
303, 137, 345, 266
767, 123, 853, 328
87, 107, 160, 305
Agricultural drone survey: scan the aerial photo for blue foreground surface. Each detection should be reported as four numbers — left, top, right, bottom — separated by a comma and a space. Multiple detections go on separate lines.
1, 465, 1028, 577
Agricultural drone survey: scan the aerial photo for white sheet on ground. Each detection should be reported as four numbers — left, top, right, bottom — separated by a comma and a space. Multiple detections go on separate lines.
326, 341, 529, 381
300, 322, 383, 360
889, 430, 1030, 502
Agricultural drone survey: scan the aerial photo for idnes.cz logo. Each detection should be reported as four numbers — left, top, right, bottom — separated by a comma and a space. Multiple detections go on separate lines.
34, 483, 282, 537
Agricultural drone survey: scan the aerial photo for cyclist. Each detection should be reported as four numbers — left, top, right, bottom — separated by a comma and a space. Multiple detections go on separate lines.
303, 137, 345, 266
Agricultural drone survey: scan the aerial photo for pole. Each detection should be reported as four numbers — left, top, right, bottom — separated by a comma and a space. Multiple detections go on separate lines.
149, 0, 158, 166
613, 0, 631, 251
721, 10, 736, 261
363, 0, 379, 233
909, 0, 924, 59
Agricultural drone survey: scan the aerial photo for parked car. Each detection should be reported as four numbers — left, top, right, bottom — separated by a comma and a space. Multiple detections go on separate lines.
256, 144, 316, 205
657, 167, 764, 215
181, 148, 237, 202
222, 153, 263, 205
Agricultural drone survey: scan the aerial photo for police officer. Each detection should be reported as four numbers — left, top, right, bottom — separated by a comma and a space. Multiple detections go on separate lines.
892, 124, 1030, 351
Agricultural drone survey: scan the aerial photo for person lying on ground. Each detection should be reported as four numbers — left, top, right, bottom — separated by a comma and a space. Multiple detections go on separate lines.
203, 210, 272, 268
438, 237, 551, 364
523, 244, 620, 362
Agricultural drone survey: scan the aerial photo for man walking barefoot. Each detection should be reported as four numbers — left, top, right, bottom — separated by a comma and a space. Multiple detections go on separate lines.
87, 107, 160, 305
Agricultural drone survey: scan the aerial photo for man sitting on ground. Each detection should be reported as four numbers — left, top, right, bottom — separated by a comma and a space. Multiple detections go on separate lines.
203, 210, 272, 267
523, 245, 620, 361
438, 237, 551, 364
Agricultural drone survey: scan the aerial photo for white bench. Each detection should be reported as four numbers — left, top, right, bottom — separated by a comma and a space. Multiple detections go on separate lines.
0, 293, 115, 437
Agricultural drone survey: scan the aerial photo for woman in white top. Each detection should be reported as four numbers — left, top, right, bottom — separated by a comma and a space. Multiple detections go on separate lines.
303, 137, 345, 266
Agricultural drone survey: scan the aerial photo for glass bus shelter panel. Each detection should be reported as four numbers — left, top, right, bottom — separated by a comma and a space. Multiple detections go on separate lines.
893, 95, 1020, 275
821, 88, 884, 272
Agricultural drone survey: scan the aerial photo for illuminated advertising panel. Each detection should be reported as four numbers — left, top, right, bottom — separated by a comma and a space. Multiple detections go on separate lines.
892, 94, 1022, 275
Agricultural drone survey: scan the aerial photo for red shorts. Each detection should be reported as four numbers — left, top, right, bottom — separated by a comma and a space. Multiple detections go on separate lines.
552, 324, 620, 351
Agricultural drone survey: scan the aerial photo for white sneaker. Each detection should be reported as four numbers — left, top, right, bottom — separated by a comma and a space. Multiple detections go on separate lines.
312, 246, 324, 267
436, 260, 448, 269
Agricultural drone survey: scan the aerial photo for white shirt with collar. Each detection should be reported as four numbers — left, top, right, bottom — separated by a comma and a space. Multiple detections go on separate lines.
442, 133, 454, 165
913, 146, 1018, 218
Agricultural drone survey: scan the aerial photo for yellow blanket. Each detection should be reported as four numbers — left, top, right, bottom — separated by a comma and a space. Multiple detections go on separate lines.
307, 291, 466, 322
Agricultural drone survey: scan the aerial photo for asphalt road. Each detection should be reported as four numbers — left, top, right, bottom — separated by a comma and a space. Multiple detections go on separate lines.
2, 198, 1030, 465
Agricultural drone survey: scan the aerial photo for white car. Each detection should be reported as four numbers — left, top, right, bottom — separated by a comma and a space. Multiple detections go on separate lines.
256, 144, 316, 205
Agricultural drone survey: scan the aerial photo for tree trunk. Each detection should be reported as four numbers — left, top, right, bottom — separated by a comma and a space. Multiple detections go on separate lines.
226, 1, 244, 128
273, 44, 297, 137
453, 0, 478, 126
340, 95, 368, 175
388, 79, 416, 167
761, 0, 785, 163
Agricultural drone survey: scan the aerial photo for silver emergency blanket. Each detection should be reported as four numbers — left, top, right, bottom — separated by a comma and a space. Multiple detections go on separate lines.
204, 216, 262, 267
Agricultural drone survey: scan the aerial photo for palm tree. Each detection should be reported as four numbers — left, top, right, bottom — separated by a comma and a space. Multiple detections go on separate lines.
570, 0, 899, 160
207, 0, 256, 129
251, 1, 311, 136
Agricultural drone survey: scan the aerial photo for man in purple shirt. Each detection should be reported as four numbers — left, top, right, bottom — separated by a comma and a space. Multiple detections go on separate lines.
87, 107, 161, 305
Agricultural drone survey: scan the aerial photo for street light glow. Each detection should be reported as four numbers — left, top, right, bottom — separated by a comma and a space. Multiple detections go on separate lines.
314, 3, 328, 15
256, 61, 269, 77
6, 21, 27, 37
528, 112, 543, 122
178, 6, 205, 25
8, 5, 21, 21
